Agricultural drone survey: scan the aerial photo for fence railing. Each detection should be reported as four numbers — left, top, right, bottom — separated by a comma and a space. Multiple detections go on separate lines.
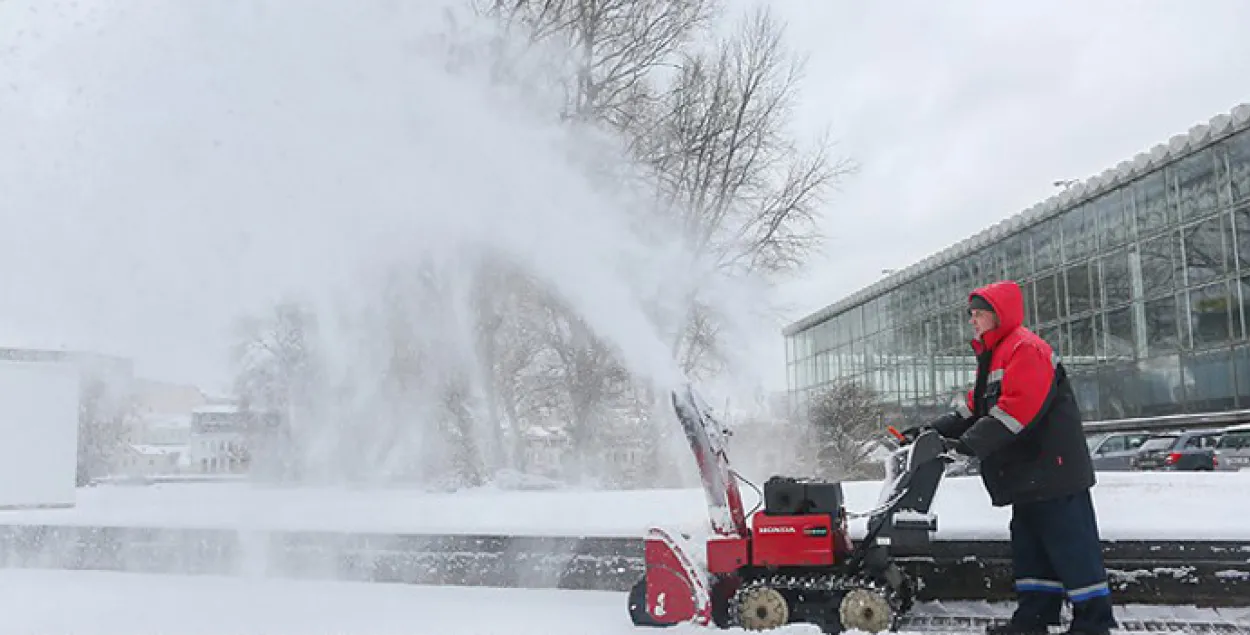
1083, 408, 1250, 434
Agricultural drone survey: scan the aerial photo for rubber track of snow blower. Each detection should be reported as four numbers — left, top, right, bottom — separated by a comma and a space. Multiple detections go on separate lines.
725, 574, 1250, 634
897, 602, 1250, 634
728, 572, 907, 631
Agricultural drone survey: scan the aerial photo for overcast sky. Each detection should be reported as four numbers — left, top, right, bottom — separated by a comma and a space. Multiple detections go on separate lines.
756, 0, 1250, 389
4, 1, 1250, 397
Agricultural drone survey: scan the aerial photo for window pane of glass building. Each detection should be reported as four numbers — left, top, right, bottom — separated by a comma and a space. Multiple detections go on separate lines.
1188, 281, 1232, 348
1226, 129, 1250, 205
1139, 233, 1176, 297
1134, 171, 1170, 237
1101, 249, 1132, 307
1064, 204, 1096, 262
1183, 213, 1231, 286
1094, 190, 1132, 249
1066, 262, 1095, 315
784, 105, 1250, 425
1234, 204, 1250, 273
1170, 147, 1221, 222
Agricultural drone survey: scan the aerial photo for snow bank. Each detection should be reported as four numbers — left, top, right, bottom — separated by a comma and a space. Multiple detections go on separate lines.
0, 471, 1246, 540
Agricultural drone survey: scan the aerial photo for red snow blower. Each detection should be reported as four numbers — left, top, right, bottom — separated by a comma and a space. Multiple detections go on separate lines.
627, 384, 959, 633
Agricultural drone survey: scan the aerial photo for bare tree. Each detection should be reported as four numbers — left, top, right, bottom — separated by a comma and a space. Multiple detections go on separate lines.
462, 2, 855, 380
474, 0, 718, 125
469, 259, 510, 468
617, 7, 852, 379
434, 370, 488, 488
76, 376, 137, 485
806, 380, 886, 481
231, 301, 318, 415
229, 300, 320, 481
375, 262, 489, 488
535, 296, 632, 481
469, 256, 553, 472
634, 6, 852, 279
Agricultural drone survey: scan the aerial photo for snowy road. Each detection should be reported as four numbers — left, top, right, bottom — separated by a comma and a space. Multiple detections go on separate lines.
0, 568, 822, 635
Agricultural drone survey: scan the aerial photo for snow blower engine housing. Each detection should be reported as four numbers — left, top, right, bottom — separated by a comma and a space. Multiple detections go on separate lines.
628, 385, 958, 633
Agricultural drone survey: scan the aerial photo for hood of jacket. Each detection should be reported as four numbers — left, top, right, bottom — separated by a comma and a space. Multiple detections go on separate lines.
969, 280, 1024, 352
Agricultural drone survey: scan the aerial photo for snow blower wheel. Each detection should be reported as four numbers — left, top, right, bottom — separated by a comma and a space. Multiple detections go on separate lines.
839, 588, 893, 633
734, 585, 789, 631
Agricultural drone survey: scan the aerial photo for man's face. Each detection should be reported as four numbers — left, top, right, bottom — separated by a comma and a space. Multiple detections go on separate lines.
969, 308, 998, 338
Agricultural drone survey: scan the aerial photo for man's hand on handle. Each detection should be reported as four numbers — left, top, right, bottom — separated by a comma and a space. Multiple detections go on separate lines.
892, 422, 975, 456
940, 435, 975, 456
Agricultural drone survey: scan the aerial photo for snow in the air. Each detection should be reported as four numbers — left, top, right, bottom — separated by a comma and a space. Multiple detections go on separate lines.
3, 470, 1248, 541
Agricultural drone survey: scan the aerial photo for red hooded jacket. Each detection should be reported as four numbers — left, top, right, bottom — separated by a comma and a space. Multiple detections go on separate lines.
933, 280, 1095, 506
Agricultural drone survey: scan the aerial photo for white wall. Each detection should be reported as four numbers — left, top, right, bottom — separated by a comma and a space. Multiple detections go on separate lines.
0, 360, 80, 509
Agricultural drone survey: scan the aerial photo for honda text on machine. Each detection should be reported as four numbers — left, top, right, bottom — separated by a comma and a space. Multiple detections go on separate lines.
628, 384, 958, 633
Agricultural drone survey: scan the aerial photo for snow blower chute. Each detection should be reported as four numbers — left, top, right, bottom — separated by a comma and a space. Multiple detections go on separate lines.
627, 384, 959, 633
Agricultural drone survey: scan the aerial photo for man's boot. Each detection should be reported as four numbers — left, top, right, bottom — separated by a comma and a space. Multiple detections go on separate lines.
1065, 595, 1115, 635
985, 593, 1063, 635
985, 623, 1050, 635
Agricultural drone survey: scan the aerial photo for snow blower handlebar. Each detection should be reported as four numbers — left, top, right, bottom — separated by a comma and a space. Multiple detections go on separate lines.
846, 426, 951, 521
843, 425, 960, 572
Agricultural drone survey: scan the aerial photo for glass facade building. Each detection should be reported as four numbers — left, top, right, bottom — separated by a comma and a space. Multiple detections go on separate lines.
784, 104, 1250, 425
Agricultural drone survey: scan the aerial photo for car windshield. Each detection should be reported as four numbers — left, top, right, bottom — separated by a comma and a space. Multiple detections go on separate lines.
1139, 436, 1177, 452
1216, 431, 1250, 449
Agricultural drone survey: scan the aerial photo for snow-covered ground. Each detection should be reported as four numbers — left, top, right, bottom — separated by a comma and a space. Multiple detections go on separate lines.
2, 568, 1246, 635
1, 471, 1247, 540
0, 568, 803, 635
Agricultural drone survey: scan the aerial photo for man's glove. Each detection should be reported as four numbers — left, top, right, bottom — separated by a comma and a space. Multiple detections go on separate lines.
941, 436, 975, 457
897, 425, 926, 443
926, 412, 966, 438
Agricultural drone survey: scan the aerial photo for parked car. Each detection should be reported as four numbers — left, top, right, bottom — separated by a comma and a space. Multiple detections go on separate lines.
1214, 423, 1250, 472
1129, 431, 1219, 471
1087, 431, 1152, 471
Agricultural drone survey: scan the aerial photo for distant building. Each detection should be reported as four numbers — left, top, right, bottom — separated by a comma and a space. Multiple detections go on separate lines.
521, 425, 569, 477
132, 378, 211, 418
517, 415, 666, 488
0, 346, 136, 484
784, 103, 1250, 426
114, 444, 184, 477
118, 379, 209, 477
0, 346, 133, 379
188, 404, 283, 474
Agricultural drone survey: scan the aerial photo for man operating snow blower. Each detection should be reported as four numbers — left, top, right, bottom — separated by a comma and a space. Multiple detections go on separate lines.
902, 280, 1116, 635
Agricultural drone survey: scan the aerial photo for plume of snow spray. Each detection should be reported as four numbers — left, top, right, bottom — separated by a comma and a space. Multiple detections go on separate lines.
0, 0, 775, 483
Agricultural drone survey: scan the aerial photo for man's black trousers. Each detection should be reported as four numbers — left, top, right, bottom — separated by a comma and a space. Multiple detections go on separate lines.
1008, 489, 1117, 632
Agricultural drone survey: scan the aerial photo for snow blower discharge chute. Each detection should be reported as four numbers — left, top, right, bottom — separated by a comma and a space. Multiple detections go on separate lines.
628, 385, 959, 633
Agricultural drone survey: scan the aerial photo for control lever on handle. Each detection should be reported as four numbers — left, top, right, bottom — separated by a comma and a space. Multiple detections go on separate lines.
887, 425, 907, 444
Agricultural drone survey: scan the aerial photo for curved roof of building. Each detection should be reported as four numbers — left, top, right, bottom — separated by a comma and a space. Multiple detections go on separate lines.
784, 102, 1250, 337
